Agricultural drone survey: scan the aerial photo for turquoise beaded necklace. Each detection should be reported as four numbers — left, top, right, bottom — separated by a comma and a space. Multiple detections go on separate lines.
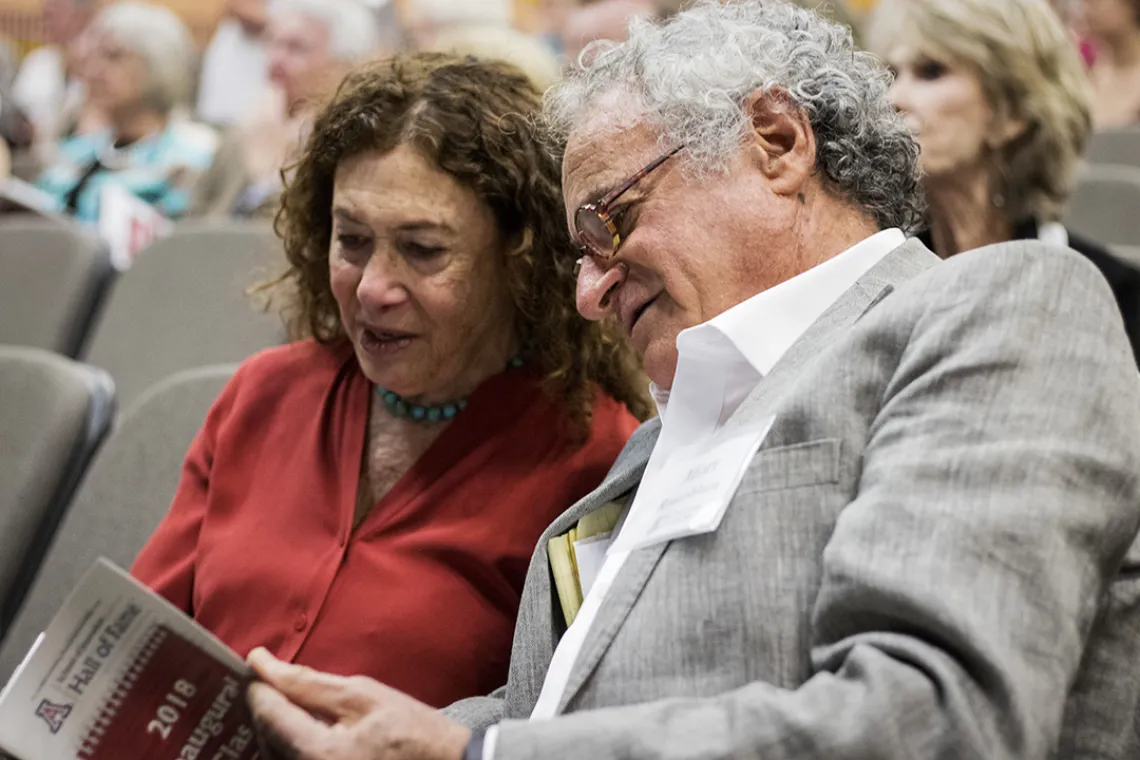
375, 356, 525, 424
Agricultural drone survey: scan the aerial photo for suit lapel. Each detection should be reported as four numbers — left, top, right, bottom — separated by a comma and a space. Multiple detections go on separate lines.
552, 239, 941, 713
511, 421, 660, 710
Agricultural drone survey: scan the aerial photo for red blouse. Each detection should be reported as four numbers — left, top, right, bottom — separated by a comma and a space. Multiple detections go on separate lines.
131, 340, 638, 707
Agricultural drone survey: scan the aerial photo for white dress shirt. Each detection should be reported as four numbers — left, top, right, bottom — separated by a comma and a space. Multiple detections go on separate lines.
195, 19, 271, 126
483, 227, 906, 756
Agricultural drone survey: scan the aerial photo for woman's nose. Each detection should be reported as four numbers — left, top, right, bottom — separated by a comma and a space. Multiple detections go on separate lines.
576, 255, 627, 320
358, 256, 409, 309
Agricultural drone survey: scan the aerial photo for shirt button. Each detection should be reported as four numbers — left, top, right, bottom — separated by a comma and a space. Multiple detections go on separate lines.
338, 534, 347, 548
294, 613, 308, 632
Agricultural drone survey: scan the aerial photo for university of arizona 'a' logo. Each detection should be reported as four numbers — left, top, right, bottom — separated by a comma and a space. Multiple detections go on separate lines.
35, 700, 71, 734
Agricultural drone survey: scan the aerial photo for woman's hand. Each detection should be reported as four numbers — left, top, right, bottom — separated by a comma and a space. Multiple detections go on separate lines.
246, 648, 472, 760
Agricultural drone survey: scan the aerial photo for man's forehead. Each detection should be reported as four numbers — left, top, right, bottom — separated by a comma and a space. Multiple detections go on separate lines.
562, 97, 662, 204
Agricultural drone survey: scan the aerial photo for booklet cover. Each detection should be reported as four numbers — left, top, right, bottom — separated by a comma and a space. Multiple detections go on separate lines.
0, 559, 258, 760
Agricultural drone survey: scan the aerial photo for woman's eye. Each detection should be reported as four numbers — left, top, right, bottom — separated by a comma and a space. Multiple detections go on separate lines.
915, 59, 946, 81
400, 241, 446, 259
336, 233, 370, 251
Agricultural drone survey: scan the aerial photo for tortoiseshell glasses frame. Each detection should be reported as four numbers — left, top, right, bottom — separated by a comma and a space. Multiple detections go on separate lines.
573, 144, 685, 261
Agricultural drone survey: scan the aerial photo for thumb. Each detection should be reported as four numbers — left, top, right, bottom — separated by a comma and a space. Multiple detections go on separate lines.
247, 647, 369, 720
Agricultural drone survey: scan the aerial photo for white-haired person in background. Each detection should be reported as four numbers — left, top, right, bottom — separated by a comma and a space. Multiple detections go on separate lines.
867, 0, 1140, 364
245, 1, 1140, 758
34, 1, 217, 223
191, 0, 382, 218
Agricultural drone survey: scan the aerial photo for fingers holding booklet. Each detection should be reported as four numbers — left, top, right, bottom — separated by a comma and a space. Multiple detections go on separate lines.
0, 559, 257, 760
244, 650, 471, 760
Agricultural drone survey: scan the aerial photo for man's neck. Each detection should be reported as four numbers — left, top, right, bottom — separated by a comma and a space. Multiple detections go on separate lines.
793, 197, 883, 271
925, 168, 1012, 258
109, 108, 167, 147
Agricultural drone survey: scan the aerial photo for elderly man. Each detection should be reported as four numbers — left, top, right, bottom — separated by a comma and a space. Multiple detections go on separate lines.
246, 1, 1140, 757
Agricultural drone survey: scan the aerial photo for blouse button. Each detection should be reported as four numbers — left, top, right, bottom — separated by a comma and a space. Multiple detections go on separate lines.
294, 613, 308, 632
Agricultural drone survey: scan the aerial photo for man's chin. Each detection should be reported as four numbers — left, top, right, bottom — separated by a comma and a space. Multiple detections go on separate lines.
641, 344, 680, 393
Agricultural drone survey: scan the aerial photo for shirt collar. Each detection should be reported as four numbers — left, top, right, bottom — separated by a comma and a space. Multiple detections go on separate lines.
649, 228, 906, 416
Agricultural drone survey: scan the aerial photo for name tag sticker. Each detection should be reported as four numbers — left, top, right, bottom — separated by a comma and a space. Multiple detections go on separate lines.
615, 417, 775, 552
572, 534, 612, 598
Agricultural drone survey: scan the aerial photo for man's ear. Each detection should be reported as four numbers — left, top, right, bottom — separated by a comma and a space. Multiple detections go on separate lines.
743, 88, 816, 197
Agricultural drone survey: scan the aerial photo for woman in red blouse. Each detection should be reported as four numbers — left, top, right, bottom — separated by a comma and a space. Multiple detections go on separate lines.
131, 53, 651, 708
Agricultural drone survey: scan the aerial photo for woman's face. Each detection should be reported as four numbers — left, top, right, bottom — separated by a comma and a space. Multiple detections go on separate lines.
84, 30, 149, 118
1084, 0, 1139, 38
884, 45, 997, 182
329, 145, 518, 404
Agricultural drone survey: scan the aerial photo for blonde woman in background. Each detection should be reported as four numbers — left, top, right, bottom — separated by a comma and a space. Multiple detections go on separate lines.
868, 0, 1140, 362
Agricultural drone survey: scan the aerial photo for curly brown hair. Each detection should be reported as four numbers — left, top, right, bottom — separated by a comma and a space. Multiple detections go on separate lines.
267, 52, 653, 434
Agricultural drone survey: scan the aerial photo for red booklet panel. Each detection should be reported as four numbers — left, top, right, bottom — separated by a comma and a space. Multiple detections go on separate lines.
77, 625, 258, 760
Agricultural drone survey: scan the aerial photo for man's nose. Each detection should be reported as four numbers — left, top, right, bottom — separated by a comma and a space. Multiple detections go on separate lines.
576, 255, 627, 320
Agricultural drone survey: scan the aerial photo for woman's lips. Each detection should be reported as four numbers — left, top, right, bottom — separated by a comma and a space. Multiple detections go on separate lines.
359, 327, 416, 356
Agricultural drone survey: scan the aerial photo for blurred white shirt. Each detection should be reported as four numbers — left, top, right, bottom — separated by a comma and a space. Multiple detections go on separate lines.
11, 46, 85, 142
196, 18, 271, 126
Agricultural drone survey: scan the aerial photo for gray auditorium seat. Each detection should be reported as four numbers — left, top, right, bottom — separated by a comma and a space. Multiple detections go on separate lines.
1085, 128, 1140, 169
0, 217, 116, 357
0, 365, 233, 682
82, 221, 284, 410
1066, 164, 1140, 249
0, 346, 114, 637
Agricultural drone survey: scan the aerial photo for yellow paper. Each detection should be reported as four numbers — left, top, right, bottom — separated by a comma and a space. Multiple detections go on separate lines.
548, 534, 583, 626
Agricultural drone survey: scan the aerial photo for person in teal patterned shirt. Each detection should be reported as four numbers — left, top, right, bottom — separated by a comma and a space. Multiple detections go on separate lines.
35, 1, 218, 223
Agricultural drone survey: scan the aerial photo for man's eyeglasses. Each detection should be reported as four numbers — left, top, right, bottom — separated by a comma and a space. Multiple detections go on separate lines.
574, 145, 684, 260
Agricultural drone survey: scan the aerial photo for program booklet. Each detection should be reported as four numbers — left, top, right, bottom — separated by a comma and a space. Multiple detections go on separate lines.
0, 559, 258, 760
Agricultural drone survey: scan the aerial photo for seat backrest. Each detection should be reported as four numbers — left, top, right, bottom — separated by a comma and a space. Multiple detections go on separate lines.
1066, 164, 1140, 248
0, 217, 116, 357
1085, 129, 1140, 169
0, 346, 114, 637
82, 220, 283, 409
0, 364, 232, 682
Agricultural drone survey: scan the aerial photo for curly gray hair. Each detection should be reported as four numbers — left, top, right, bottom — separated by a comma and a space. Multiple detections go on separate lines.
543, 0, 925, 232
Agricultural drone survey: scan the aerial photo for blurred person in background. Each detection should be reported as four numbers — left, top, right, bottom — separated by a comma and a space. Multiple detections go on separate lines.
196, 0, 274, 127
1084, 0, 1140, 127
558, 0, 859, 66
405, 0, 562, 89
428, 24, 562, 90
34, 1, 217, 223
191, 0, 380, 218
400, 0, 513, 50
1049, 0, 1098, 66
10, 0, 101, 152
133, 52, 650, 708
560, 0, 656, 64
868, 0, 1140, 362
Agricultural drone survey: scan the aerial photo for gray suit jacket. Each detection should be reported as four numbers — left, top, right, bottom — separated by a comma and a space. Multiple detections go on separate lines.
445, 239, 1140, 759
